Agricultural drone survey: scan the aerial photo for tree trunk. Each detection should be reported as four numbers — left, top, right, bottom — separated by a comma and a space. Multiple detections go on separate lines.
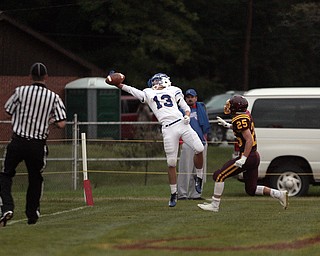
243, 0, 253, 91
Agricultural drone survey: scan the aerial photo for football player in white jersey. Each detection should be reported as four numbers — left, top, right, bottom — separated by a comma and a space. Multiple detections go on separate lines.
109, 73, 204, 207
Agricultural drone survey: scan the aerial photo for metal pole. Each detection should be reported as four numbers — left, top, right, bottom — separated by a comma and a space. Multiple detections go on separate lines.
73, 114, 78, 190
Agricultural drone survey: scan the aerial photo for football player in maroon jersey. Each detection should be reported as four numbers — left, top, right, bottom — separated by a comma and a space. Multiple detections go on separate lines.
197, 95, 288, 212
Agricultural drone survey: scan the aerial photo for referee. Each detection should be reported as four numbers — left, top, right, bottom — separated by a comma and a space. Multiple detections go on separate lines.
0, 62, 67, 226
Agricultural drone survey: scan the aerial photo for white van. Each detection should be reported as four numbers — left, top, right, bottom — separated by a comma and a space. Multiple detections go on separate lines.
238, 87, 320, 196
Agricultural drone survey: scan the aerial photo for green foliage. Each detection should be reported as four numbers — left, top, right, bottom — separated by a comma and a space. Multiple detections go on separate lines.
77, 0, 202, 79
2, 0, 320, 96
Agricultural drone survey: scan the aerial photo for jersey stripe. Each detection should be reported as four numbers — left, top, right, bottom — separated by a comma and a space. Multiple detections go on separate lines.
5, 84, 66, 140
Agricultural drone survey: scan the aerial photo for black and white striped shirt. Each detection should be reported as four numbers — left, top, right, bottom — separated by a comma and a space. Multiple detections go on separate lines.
5, 83, 66, 140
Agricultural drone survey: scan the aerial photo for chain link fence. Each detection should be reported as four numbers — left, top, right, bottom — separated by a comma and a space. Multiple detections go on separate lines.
0, 116, 226, 192
0, 116, 169, 191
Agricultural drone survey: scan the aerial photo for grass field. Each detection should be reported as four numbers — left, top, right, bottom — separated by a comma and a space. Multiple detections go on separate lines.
2, 178, 320, 256
2, 145, 320, 255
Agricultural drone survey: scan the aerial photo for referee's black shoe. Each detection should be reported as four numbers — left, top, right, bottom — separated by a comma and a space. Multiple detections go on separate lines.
27, 209, 40, 225
0, 211, 13, 227
28, 218, 38, 225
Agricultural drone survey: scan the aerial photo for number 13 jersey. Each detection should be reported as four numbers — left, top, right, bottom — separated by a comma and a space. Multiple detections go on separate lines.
143, 86, 189, 125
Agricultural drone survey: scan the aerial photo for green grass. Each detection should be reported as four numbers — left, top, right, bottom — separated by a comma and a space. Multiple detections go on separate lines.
2, 179, 320, 256
2, 144, 320, 255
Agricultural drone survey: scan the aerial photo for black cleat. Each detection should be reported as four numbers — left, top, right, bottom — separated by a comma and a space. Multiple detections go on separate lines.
195, 176, 203, 194
168, 192, 177, 207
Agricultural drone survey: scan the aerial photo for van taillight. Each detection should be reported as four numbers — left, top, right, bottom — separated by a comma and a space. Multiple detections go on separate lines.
232, 141, 240, 159
234, 141, 239, 152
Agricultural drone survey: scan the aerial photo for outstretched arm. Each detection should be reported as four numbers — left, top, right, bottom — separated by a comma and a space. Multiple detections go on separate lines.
217, 116, 232, 129
113, 83, 124, 89
106, 72, 145, 102
116, 83, 145, 102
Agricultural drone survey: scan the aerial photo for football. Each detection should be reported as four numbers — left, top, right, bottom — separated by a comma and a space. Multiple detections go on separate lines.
105, 72, 125, 86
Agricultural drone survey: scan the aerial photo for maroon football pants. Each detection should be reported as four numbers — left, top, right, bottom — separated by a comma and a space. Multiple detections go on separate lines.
213, 151, 260, 196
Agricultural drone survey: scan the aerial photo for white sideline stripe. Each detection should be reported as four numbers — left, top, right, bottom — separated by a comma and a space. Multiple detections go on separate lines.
7, 206, 87, 225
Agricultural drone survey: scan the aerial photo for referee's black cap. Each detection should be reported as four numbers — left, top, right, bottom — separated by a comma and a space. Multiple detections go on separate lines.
30, 62, 48, 78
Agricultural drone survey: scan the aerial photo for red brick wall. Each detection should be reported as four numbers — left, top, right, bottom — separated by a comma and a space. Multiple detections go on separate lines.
0, 75, 79, 141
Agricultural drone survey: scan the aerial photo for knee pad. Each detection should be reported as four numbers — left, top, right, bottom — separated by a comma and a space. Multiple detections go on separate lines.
194, 143, 204, 154
167, 157, 177, 167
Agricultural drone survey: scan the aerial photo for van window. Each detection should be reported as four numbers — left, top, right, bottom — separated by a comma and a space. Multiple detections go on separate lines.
251, 98, 320, 129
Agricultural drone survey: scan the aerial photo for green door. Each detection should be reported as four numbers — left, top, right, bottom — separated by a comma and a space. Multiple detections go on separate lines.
97, 89, 120, 139
66, 89, 88, 138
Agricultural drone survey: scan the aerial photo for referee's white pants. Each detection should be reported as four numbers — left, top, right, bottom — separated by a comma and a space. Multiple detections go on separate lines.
177, 142, 208, 199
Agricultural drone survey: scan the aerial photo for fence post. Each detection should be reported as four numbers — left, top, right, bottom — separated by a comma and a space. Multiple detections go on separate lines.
73, 114, 78, 190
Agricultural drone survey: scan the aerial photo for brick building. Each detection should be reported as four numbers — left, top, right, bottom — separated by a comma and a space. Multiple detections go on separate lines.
0, 12, 105, 140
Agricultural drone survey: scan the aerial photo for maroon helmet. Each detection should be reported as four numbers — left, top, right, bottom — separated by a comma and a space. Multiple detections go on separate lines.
224, 95, 248, 115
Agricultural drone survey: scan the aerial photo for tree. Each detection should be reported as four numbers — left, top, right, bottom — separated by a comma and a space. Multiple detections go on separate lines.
249, 1, 320, 88
77, 0, 202, 85
243, 0, 253, 91
1, 0, 320, 97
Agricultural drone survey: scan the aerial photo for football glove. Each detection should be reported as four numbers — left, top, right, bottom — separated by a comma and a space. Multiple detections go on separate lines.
217, 116, 232, 129
234, 155, 247, 168
183, 115, 190, 125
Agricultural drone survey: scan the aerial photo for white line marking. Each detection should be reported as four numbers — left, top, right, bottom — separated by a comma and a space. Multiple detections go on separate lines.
7, 206, 87, 225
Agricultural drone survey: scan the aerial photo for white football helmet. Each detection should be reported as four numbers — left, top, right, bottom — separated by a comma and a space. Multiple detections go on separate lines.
147, 73, 171, 90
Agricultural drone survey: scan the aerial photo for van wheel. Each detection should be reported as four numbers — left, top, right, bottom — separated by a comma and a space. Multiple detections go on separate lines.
268, 166, 309, 197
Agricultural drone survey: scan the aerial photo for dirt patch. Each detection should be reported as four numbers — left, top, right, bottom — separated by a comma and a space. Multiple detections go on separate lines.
114, 235, 320, 252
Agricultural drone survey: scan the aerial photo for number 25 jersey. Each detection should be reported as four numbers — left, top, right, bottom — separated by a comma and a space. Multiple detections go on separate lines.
232, 113, 257, 153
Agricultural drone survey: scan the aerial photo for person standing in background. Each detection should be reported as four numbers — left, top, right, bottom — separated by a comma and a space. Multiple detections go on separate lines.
0, 62, 67, 227
177, 89, 211, 200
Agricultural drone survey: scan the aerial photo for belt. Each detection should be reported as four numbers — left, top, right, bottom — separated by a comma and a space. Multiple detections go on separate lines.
12, 133, 46, 142
165, 119, 181, 127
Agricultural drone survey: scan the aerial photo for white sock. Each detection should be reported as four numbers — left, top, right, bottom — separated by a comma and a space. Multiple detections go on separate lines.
170, 184, 177, 194
195, 168, 203, 179
213, 182, 224, 197
255, 185, 264, 195
211, 196, 221, 208
270, 189, 281, 199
